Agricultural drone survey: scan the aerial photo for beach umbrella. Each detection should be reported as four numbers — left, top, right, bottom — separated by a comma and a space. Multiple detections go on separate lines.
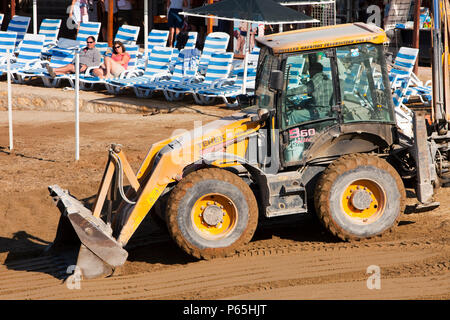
183, 0, 318, 24
275, 0, 335, 4
181, 0, 319, 94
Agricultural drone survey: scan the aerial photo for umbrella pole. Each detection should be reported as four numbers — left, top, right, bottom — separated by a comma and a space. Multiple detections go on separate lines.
144, 0, 149, 63
207, 0, 213, 34
33, 0, 37, 34
108, 0, 114, 46
242, 22, 250, 95
11, 0, 15, 17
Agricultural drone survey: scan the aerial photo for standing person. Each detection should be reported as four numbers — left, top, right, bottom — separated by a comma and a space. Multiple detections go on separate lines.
236, 21, 247, 55
189, 0, 206, 46
69, 0, 89, 32
95, 41, 130, 78
46, 36, 102, 77
87, 0, 100, 22
117, 0, 135, 26
70, 0, 90, 24
167, 0, 188, 47
101, 0, 118, 42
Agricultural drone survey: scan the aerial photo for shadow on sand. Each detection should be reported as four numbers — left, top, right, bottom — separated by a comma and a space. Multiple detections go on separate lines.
1, 193, 429, 281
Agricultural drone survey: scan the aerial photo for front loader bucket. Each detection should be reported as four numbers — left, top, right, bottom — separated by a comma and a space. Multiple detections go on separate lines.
48, 185, 128, 279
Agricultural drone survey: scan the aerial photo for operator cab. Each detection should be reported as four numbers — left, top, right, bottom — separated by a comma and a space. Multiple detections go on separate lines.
253, 23, 396, 165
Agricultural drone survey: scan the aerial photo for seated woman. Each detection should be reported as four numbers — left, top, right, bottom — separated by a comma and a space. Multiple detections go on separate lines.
97, 41, 130, 79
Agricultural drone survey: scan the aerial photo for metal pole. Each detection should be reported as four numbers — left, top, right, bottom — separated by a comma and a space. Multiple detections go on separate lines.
334, 0, 336, 25
75, 51, 80, 161
33, 0, 37, 34
144, 0, 149, 61
242, 22, 250, 95
412, 0, 422, 75
431, 0, 445, 125
7, 48, 13, 151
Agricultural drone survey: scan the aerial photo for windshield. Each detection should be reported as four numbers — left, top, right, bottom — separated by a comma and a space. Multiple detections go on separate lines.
336, 43, 394, 123
255, 47, 277, 109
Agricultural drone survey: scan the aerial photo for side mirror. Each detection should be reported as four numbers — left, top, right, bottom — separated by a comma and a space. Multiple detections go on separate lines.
251, 108, 270, 122
236, 94, 255, 108
269, 70, 284, 91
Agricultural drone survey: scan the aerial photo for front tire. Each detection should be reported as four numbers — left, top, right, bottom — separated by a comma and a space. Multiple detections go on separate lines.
314, 154, 406, 241
165, 168, 258, 259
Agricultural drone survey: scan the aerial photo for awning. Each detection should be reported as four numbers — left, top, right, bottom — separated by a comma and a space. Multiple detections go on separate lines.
181, 0, 320, 25
275, 0, 335, 5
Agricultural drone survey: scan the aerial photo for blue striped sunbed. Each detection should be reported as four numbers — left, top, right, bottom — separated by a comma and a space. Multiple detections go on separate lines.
18, 47, 75, 86
105, 46, 173, 94
392, 79, 414, 138
0, 31, 18, 65
147, 29, 169, 52
78, 44, 140, 90
196, 65, 256, 107
389, 47, 419, 89
389, 47, 431, 103
174, 31, 198, 50
39, 18, 62, 47
114, 25, 140, 45
198, 32, 230, 74
43, 21, 101, 61
0, 34, 45, 82
165, 51, 234, 104
137, 29, 170, 68
76, 22, 102, 46
7, 15, 31, 47
134, 48, 200, 98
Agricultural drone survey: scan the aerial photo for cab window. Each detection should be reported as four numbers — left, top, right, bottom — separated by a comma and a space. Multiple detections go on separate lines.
255, 50, 277, 110
282, 51, 335, 128
336, 43, 393, 123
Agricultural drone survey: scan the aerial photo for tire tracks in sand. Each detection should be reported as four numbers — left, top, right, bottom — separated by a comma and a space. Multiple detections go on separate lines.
0, 238, 448, 300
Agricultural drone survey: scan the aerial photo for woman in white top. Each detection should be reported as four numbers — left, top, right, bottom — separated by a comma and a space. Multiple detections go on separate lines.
69, 0, 89, 31
167, 0, 188, 47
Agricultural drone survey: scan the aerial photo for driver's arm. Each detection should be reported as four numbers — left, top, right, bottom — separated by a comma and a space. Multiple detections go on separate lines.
287, 82, 308, 96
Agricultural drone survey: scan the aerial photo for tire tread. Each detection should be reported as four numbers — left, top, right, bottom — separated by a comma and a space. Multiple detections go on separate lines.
166, 168, 258, 259
314, 153, 406, 241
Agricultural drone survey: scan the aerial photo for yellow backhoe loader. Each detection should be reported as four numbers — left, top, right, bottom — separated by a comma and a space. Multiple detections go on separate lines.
48, 21, 450, 281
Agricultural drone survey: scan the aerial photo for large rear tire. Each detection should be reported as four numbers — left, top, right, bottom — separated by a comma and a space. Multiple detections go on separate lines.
314, 154, 406, 241
165, 168, 258, 259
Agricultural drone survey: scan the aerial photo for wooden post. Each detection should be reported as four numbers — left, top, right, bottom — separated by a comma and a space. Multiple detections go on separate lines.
412, 0, 422, 75
11, 0, 15, 17
108, 0, 114, 46
207, 0, 213, 35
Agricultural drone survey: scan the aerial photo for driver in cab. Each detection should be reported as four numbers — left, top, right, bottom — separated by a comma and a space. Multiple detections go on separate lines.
286, 62, 333, 126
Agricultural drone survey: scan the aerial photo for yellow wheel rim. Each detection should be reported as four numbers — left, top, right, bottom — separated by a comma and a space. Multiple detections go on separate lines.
191, 193, 238, 240
341, 179, 386, 223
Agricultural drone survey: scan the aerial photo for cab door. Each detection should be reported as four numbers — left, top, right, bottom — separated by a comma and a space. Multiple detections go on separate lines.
279, 49, 339, 166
